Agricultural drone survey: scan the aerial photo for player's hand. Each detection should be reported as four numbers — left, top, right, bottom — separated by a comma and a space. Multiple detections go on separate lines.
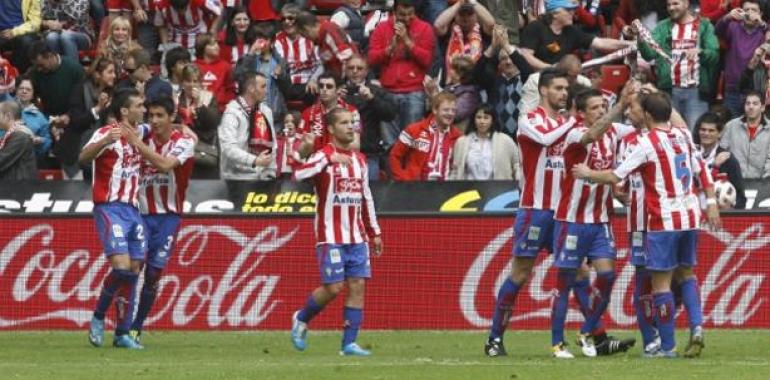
571, 163, 591, 179
613, 184, 629, 205
706, 204, 722, 231
120, 125, 140, 145
371, 236, 383, 257
330, 152, 353, 166
103, 127, 122, 145
619, 79, 638, 108
253, 151, 272, 168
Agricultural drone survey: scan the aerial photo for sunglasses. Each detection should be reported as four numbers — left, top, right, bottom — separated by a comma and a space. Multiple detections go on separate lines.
282, 16, 296, 22
319, 83, 336, 89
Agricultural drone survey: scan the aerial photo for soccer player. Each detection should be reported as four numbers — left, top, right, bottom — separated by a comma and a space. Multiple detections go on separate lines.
80, 88, 148, 349
573, 92, 721, 358
551, 87, 639, 358
122, 95, 196, 344
485, 68, 576, 358
290, 107, 383, 356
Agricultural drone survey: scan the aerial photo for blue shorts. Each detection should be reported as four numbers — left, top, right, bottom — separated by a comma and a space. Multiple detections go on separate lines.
553, 222, 616, 269
143, 213, 181, 269
316, 243, 371, 284
513, 209, 555, 257
94, 202, 147, 260
629, 231, 647, 267
645, 230, 698, 271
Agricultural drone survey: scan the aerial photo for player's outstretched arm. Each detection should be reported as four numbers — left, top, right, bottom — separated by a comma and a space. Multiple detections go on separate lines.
581, 81, 636, 145
572, 163, 622, 185
79, 127, 120, 164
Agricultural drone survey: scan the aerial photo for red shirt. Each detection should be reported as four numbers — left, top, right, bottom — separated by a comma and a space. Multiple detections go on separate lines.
389, 116, 462, 181
218, 30, 248, 65
299, 99, 361, 152
317, 21, 356, 78
368, 17, 435, 93
248, 0, 279, 21
748, 123, 759, 140
195, 58, 235, 111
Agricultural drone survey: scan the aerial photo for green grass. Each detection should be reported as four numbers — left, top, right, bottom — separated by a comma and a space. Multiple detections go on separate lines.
1, 330, 768, 380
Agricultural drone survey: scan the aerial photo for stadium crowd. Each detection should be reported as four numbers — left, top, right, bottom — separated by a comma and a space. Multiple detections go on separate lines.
0, 0, 767, 203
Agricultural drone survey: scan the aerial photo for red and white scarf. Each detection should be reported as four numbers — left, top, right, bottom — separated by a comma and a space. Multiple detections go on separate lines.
446, 23, 482, 82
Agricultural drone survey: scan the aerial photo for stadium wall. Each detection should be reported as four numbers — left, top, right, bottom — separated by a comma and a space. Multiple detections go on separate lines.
1, 214, 768, 330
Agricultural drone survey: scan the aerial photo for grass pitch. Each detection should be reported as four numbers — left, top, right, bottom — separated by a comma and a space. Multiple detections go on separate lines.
1, 330, 767, 380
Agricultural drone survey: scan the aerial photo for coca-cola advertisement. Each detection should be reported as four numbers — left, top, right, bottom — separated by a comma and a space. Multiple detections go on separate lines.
1, 216, 768, 330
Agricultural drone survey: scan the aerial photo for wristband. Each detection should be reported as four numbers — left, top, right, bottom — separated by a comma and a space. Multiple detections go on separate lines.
706, 198, 717, 206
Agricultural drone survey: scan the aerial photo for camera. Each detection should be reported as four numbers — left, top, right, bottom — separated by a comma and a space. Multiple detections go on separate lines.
347, 83, 359, 96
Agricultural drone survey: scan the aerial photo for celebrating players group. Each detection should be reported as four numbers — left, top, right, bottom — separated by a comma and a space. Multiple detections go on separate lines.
82, 66, 720, 359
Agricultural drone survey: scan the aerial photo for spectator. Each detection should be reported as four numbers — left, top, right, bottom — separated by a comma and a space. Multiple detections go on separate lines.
178, 64, 220, 136
449, 103, 518, 180
341, 54, 397, 180
41, 0, 94, 63
695, 112, 747, 209
155, 0, 223, 55
105, 0, 147, 27
573, 0, 604, 34
434, 0, 496, 80
195, 32, 235, 111
416, 0, 448, 25
519, 54, 592, 115
518, 0, 633, 71
134, 0, 161, 59
274, 3, 323, 107
474, 25, 528, 137
118, 48, 174, 102
0, 100, 36, 180
218, 70, 276, 180
426, 56, 481, 131
12, 76, 52, 160
478, 0, 522, 44
0, 56, 19, 102
295, 10, 356, 79
720, 90, 770, 179
276, 110, 302, 179
219, 5, 251, 65
165, 46, 192, 101
636, 0, 720, 130
249, 0, 280, 23
701, 0, 742, 23
716, 1, 768, 117
368, 0, 435, 148
0, 0, 41, 73
65, 57, 117, 180
614, 0, 668, 38
236, 23, 290, 124
98, 16, 142, 77
297, 72, 361, 156
389, 91, 462, 181
739, 43, 770, 112
331, 0, 367, 51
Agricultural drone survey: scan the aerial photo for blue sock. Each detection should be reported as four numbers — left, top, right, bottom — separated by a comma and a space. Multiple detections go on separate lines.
653, 292, 676, 351
679, 277, 703, 334
489, 278, 521, 340
131, 265, 163, 332
551, 269, 576, 346
93, 269, 131, 320
114, 271, 139, 336
297, 295, 325, 323
633, 267, 656, 346
574, 278, 606, 337
342, 307, 363, 348
580, 271, 615, 335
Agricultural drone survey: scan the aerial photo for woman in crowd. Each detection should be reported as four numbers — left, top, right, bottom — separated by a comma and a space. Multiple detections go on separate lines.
449, 104, 518, 180
177, 64, 221, 179
41, 0, 95, 62
13, 76, 52, 161
219, 6, 252, 65
98, 16, 141, 78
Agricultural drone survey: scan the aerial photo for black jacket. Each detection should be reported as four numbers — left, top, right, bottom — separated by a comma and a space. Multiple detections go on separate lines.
343, 80, 397, 155
0, 128, 37, 180
711, 146, 748, 209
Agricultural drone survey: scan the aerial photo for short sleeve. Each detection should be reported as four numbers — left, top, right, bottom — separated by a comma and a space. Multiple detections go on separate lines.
519, 22, 542, 51
170, 137, 196, 165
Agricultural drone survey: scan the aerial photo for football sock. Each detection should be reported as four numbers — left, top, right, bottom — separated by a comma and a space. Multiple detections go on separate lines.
551, 269, 576, 346
297, 295, 325, 323
93, 269, 132, 320
573, 278, 606, 337
131, 265, 163, 332
489, 278, 521, 340
633, 267, 656, 346
580, 271, 616, 335
653, 292, 676, 351
679, 277, 703, 334
114, 271, 139, 336
341, 307, 363, 347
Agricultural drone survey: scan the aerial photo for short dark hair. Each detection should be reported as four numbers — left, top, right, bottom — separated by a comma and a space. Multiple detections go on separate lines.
247, 22, 276, 42
695, 112, 725, 133
165, 47, 191, 76
394, 0, 416, 8
295, 11, 318, 31
28, 40, 55, 61
146, 95, 176, 116
128, 47, 151, 69
194, 33, 217, 59
466, 104, 500, 135
575, 88, 605, 112
538, 67, 570, 90
745, 89, 766, 105
111, 88, 141, 120
14, 74, 33, 93
742, 0, 763, 11
317, 72, 340, 87
325, 107, 350, 127
640, 92, 672, 123
234, 70, 266, 95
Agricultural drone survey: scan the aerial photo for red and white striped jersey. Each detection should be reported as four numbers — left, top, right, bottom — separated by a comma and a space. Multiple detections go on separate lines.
299, 99, 361, 153
138, 130, 196, 215
618, 129, 647, 232
294, 144, 380, 245
516, 107, 577, 210
154, 0, 221, 49
274, 31, 321, 85
671, 20, 700, 88
613, 125, 712, 231
317, 21, 356, 77
87, 124, 150, 206
556, 122, 635, 223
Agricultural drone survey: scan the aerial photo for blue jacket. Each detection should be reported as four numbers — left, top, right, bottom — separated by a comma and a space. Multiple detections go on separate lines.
0, 102, 53, 158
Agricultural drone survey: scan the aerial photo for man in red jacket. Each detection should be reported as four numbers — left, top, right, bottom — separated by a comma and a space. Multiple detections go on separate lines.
389, 92, 462, 181
368, 0, 435, 150
194, 33, 235, 111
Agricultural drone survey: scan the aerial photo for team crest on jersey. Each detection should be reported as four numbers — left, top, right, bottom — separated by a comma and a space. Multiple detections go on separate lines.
546, 140, 567, 157
334, 178, 363, 193
414, 138, 432, 152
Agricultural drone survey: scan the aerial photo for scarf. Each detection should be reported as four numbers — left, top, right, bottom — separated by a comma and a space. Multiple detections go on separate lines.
446, 23, 482, 81
248, 102, 273, 155
422, 120, 454, 181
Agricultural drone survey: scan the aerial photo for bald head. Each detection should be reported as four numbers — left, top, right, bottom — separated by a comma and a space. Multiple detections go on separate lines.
0, 101, 21, 129
556, 54, 582, 82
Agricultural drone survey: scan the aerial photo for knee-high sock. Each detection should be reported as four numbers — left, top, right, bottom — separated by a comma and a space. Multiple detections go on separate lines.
297, 295, 325, 324
131, 265, 163, 332
580, 271, 616, 335
489, 278, 521, 340
114, 271, 139, 336
341, 306, 363, 347
679, 277, 703, 334
633, 267, 657, 346
93, 269, 132, 320
573, 278, 606, 338
653, 292, 676, 351
551, 269, 577, 346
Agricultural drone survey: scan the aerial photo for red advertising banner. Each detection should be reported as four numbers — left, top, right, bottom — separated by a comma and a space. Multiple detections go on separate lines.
0, 216, 768, 330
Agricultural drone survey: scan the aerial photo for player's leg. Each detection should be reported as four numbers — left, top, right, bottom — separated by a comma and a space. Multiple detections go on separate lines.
634, 265, 659, 353
112, 212, 146, 348
676, 230, 704, 358
339, 243, 372, 356
645, 231, 679, 358
551, 221, 586, 359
